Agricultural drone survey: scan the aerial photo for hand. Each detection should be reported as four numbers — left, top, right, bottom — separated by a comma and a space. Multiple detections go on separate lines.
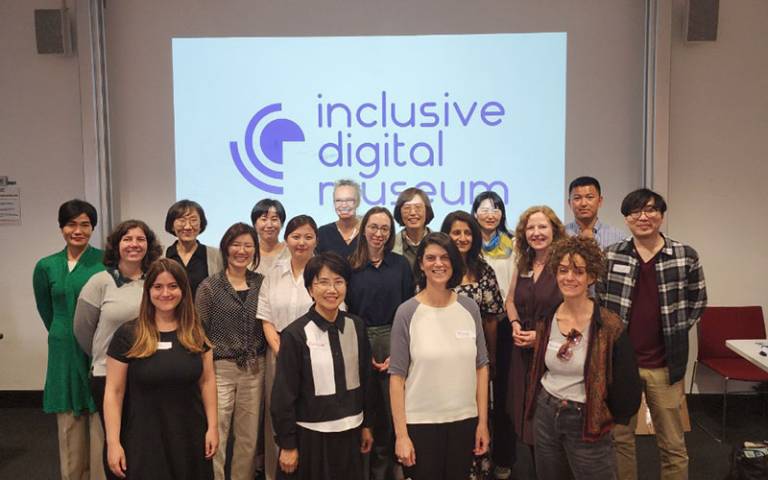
279, 448, 299, 474
513, 325, 536, 348
360, 427, 373, 453
107, 443, 127, 478
511, 320, 522, 338
371, 356, 391, 372
205, 427, 219, 459
395, 435, 416, 467
474, 422, 490, 456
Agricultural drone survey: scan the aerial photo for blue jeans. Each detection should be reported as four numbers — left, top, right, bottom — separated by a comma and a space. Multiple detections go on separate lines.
534, 389, 616, 480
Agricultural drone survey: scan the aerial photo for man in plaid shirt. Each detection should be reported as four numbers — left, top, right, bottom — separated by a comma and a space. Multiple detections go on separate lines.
597, 188, 707, 480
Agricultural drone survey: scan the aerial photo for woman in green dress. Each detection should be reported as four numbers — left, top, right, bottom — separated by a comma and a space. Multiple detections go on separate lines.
33, 199, 106, 480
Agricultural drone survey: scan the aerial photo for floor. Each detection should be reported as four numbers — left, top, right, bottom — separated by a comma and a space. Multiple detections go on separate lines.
0, 394, 765, 479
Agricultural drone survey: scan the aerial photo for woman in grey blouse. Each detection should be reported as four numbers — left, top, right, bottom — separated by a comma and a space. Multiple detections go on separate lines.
73, 219, 162, 479
195, 222, 267, 480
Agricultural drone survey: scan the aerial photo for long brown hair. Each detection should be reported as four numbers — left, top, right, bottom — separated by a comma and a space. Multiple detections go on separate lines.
348, 207, 396, 270
513, 205, 566, 274
126, 258, 210, 358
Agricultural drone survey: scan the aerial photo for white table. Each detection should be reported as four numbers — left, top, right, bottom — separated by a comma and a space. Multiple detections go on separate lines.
726, 339, 768, 373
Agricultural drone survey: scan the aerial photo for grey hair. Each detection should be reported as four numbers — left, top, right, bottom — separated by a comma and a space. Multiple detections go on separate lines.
333, 179, 361, 207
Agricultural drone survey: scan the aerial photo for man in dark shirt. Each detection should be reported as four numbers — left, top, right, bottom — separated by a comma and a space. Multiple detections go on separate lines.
597, 188, 707, 480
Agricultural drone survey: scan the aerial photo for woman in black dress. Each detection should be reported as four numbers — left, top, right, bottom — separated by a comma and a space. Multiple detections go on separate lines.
103, 258, 218, 479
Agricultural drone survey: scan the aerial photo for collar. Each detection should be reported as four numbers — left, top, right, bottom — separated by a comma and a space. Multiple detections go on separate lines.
366, 250, 395, 268
401, 227, 430, 247
107, 267, 144, 287
167, 240, 204, 260
592, 219, 605, 233
308, 306, 347, 333
626, 233, 672, 258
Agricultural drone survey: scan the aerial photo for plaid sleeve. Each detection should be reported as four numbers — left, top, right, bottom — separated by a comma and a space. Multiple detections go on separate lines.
684, 248, 707, 328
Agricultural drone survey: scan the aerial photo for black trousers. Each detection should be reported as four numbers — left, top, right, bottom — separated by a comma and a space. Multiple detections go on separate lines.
403, 417, 477, 480
492, 318, 517, 469
276, 426, 364, 480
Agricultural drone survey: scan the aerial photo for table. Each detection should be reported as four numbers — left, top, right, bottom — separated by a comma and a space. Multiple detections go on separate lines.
726, 339, 768, 373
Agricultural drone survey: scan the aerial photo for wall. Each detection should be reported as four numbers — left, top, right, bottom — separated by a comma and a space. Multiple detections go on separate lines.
103, 0, 646, 249
0, 1, 87, 389
668, 0, 768, 392
4, 1, 765, 392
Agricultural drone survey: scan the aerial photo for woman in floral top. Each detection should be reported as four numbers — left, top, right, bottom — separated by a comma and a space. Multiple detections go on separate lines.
440, 211, 505, 367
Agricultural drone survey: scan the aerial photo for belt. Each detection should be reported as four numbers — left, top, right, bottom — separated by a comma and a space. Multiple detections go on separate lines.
540, 388, 585, 412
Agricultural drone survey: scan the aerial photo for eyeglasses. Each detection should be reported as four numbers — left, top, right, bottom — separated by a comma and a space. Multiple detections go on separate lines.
627, 206, 660, 220
313, 279, 346, 291
401, 204, 425, 214
174, 217, 200, 227
557, 328, 583, 361
366, 224, 391, 235
334, 198, 356, 205
476, 207, 502, 216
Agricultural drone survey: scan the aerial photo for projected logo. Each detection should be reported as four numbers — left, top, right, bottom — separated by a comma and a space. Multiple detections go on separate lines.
229, 103, 305, 194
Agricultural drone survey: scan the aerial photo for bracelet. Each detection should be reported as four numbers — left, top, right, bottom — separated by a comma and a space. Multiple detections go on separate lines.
510, 319, 521, 325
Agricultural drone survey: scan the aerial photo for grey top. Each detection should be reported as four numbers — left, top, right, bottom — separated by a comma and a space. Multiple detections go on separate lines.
541, 314, 590, 403
389, 295, 489, 424
73, 269, 144, 377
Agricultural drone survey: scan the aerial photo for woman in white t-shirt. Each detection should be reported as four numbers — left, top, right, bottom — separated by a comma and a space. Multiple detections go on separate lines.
389, 232, 490, 480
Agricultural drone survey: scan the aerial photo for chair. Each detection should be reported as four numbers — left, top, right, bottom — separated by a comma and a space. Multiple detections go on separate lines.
690, 306, 768, 441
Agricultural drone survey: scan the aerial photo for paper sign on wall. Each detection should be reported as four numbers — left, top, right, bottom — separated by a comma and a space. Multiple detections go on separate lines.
0, 186, 21, 226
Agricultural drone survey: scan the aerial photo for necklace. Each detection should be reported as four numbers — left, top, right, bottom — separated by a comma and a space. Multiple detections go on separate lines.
336, 221, 358, 241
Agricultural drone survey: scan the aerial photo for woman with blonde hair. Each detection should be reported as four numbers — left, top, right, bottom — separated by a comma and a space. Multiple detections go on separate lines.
103, 258, 218, 479
504, 206, 566, 448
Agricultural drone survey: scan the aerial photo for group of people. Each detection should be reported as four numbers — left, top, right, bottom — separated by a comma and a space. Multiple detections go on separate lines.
33, 175, 707, 480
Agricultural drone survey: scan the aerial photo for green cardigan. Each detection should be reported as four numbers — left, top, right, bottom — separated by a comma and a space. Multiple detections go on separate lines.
33, 245, 105, 414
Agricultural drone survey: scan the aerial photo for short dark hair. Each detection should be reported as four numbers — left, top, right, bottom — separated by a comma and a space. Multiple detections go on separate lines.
103, 220, 163, 272
219, 223, 260, 271
303, 251, 352, 290
471, 191, 511, 236
284, 215, 319, 239
349, 207, 396, 270
620, 188, 668, 217
548, 236, 606, 283
393, 187, 434, 227
250, 199, 286, 225
414, 232, 465, 290
440, 210, 483, 280
568, 176, 602, 196
164, 199, 208, 235
58, 199, 97, 228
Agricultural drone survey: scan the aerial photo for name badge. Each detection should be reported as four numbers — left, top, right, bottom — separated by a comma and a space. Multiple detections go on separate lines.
612, 264, 631, 274
519, 271, 534, 279
157, 341, 173, 350
455, 329, 476, 339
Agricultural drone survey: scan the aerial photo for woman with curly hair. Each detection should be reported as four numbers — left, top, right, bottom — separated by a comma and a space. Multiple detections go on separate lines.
74, 219, 162, 478
104, 258, 218, 479
504, 206, 566, 448
524, 236, 641, 480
